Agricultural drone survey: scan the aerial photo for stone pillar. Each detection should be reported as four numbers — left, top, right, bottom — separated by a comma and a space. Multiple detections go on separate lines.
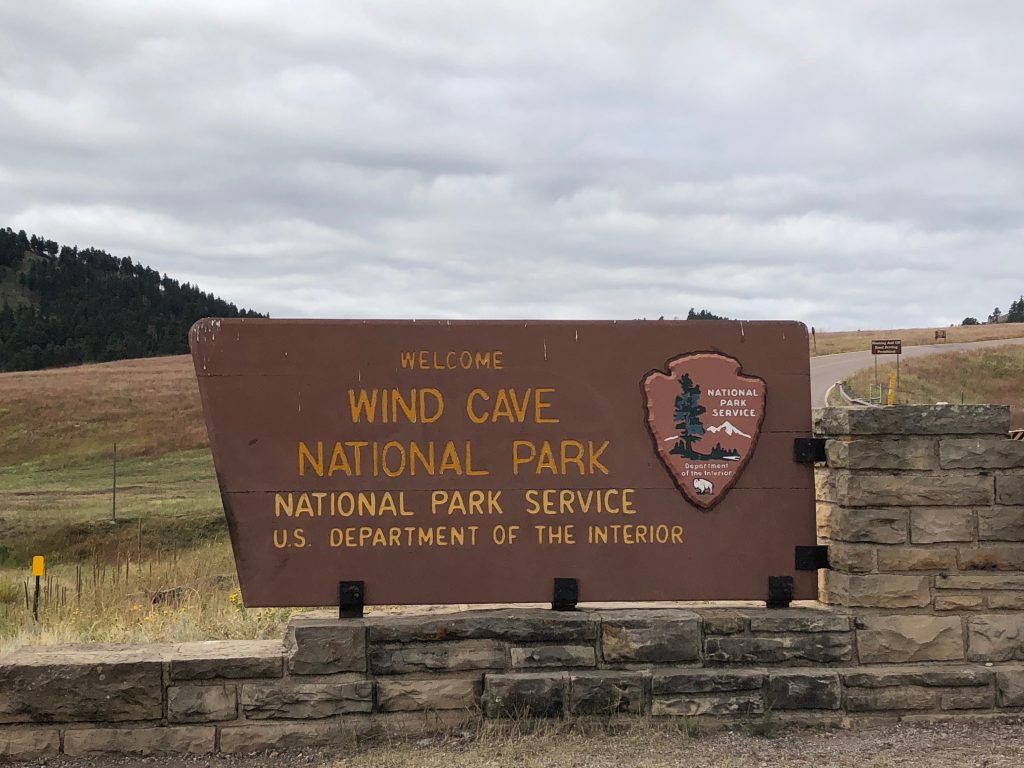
815, 404, 1024, 662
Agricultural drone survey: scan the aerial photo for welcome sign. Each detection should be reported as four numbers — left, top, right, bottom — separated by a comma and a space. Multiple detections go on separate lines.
190, 319, 816, 607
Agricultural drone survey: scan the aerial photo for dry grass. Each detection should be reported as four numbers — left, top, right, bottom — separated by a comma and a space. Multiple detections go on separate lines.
845, 345, 1024, 428
0, 354, 204, 467
810, 323, 1024, 356
324, 718, 1024, 768
0, 540, 294, 655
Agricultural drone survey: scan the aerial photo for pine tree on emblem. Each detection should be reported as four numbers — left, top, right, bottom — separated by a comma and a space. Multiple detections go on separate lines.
671, 373, 706, 458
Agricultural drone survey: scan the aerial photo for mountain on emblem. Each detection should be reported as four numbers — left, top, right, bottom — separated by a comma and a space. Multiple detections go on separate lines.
643, 353, 766, 510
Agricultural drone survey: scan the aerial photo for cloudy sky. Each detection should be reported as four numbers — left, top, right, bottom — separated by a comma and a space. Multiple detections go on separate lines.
2, 1, 1022, 330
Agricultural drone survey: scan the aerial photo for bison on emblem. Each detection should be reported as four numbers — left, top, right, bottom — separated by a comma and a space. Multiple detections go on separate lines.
693, 478, 714, 495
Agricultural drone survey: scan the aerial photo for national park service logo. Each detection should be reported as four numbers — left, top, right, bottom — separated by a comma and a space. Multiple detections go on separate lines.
643, 353, 765, 510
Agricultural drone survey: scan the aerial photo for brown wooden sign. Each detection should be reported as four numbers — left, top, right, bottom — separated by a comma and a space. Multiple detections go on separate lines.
190, 319, 816, 607
871, 339, 902, 355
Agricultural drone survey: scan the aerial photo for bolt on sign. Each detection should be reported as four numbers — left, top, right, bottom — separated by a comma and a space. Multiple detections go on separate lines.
871, 339, 902, 355
190, 320, 816, 607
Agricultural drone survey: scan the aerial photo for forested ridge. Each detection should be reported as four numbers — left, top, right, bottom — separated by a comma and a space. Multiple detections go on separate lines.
0, 227, 265, 372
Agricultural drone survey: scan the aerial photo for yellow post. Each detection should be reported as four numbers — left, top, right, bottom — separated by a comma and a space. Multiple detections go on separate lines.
887, 370, 897, 406
31, 555, 44, 621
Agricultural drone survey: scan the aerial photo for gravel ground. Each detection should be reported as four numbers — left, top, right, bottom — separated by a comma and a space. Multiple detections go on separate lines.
18, 718, 1024, 768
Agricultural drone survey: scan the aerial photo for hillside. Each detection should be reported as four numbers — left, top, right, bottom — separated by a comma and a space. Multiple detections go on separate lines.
0, 227, 265, 372
810, 324, 1024, 355
845, 345, 1024, 428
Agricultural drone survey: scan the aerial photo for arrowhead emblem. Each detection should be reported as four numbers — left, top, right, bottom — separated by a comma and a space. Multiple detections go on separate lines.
643, 353, 766, 510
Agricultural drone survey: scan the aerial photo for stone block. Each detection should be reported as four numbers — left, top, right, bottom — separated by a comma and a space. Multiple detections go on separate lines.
652, 693, 763, 717
941, 438, 1024, 469
935, 595, 985, 611
997, 474, 1024, 505
240, 681, 373, 719
653, 669, 765, 695
218, 719, 371, 754
827, 438, 938, 470
813, 405, 1010, 437
746, 610, 851, 634
483, 673, 567, 718
910, 508, 975, 543
817, 504, 907, 544
600, 610, 701, 664
968, 615, 1024, 662
841, 666, 991, 688
996, 669, 1024, 706
959, 545, 1024, 570
766, 671, 841, 710
876, 547, 957, 571
371, 640, 506, 674
845, 686, 937, 712
704, 634, 852, 664
987, 592, 1024, 609
701, 611, 747, 635
820, 572, 930, 608
365, 608, 598, 643
856, 616, 964, 663
937, 574, 1024, 591
824, 472, 993, 508
0, 647, 163, 723
167, 684, 237, 723
825, 543, 876, 573
0, 729, 60, 759
941, 688, 994, 710
169, 640, 283, 681
285, 618, 366, 674
376, 677, 480, 712
511, 645, 595, 669
979, 507, 1024, 541
569, 671, 647, 715
63, 726, 215, 756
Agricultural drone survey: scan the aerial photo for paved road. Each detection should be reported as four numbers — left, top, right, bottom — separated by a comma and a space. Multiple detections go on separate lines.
809, 337, 1024, 407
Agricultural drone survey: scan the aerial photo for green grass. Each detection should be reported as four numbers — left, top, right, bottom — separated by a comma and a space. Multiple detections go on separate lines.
0, 448, 225, 566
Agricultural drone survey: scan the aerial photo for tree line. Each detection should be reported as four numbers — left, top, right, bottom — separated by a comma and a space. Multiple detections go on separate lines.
962, 297, 1024, 326
0, 227, 264, 372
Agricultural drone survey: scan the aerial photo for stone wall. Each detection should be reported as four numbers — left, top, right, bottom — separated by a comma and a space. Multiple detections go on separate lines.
816, 405, 1024, 663
5, 607, 1024, 759
3, 405, 1024, 760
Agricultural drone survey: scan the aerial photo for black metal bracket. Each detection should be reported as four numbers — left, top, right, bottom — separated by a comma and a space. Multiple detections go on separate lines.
339, 580, 365, 619
793, 437, 827, 464
767, 576, 793, 609
795, 545, 830, 571
552, 577, 578, 611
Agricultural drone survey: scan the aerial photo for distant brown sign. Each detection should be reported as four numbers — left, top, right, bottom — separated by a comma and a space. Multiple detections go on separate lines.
871, 339, 902, 355
190, 320, 816, 607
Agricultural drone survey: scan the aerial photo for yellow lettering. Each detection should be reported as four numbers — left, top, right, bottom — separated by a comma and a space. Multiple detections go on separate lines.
298, 441, 323, 477
328, 443, 352, 476
348, 389, 378, 423
534, 387, 558, 423
513, 441, 536, 475
466, 388, 489, 424
275, 493, 293, 517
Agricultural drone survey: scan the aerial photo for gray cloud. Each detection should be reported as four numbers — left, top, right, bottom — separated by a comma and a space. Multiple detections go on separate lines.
1, 0, 1022, 328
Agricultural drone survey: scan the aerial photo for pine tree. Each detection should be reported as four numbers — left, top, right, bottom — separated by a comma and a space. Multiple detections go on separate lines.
671, 373, 706, 458
1008, 297, 1024, 323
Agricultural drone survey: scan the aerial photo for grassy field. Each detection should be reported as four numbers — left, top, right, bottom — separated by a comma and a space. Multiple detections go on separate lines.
845, 345, 1024, 428
809, 323, 1024, 355
0, 354, 296, 654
